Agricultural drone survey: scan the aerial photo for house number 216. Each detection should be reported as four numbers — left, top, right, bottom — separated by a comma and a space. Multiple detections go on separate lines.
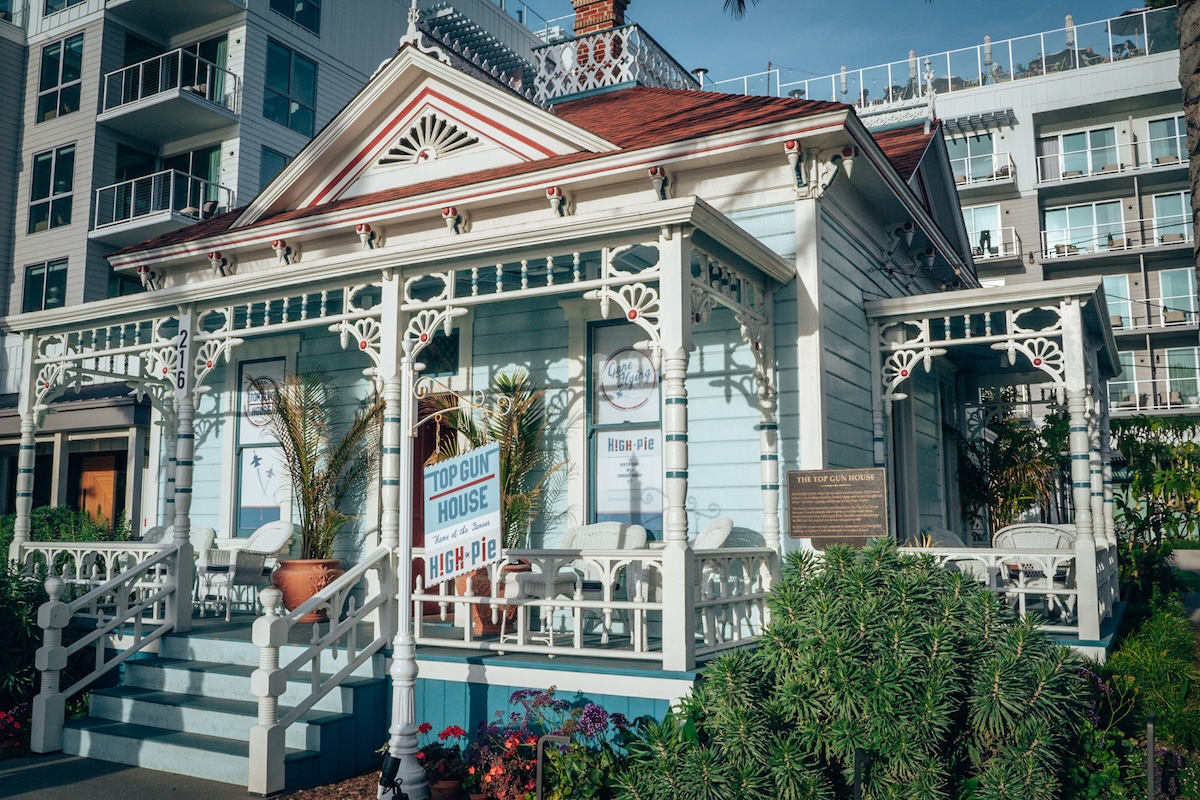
176, 329, 189, 391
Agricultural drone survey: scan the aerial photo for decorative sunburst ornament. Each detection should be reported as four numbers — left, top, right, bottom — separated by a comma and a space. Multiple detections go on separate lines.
379, 114, 479, 166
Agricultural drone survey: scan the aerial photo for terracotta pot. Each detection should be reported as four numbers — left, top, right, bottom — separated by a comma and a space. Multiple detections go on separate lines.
271, 559, 345, 623
454, 562, 531, 636
430, 778, 464, 800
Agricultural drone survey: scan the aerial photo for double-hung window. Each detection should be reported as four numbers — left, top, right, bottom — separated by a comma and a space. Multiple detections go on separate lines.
1152, 191, 1191, 244
37, 34, 82, 123
28, 144, 75, 233
270, 0, 319, 34
1043, 200, 1123, 255
263, 40, 316, 137
1102, 275, 1132, 329
22, 259, 67, 312
1148, 115, 1186, 166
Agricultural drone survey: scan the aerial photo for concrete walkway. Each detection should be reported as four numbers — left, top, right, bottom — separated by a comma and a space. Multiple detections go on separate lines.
0, 752, 257, 800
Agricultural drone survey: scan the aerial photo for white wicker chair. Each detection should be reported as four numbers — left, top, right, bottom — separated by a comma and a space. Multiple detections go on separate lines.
993, 524, 1077, 621
198, 521, 295, 620
140, 525, 169, 544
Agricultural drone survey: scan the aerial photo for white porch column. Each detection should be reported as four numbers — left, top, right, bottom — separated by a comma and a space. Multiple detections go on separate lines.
1099, 391, 1116, 547
162, 411, 177, 526
658, 230, 695, 672
169, 309, 196, 633
1088, 389, 1106, 546
10, 333, 38, 562
1061, 299, 1100, 641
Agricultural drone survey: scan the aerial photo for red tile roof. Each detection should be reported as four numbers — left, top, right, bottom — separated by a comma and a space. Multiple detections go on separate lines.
114, 87, 848, 257
871, 122, 937, 180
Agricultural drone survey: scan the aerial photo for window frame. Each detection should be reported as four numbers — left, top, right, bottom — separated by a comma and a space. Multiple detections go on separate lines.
262, 39, 317, 137
1148, 114, 1186, 165
259, 146, 292, 191
269, 0, 320, 35
1101, 274, 1132, 328
1165, 346, 1200, 401
1043, 199, 1124, 255
1038, 125, 1120, 180
947, 133, 997, 183
22, 258, 67, 313
43, 0, 84, 16
1151, 190, 1192, 243
28, 143, 75, 234
36, 33, 83, 124
1108, 350, 1138, 407
1158, 267, 1197, 316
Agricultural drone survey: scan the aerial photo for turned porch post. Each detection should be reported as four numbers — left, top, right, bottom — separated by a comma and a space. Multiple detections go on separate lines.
1061, 298, 1101, 641
169, 308, 196, 633
10, 333, 38, 563
658, 230, 696, 672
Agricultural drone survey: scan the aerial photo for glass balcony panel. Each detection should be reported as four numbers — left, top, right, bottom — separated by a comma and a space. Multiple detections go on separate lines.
1074, 20, 1113, 66
946, 46, 982, 91
1110, 12, 1148, 59
1147, 6, 1178, 55
1010, 34, 1045, 79
860, 64, 892, 107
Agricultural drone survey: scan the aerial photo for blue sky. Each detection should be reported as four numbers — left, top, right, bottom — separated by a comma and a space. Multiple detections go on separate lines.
534, 0, 1146, 87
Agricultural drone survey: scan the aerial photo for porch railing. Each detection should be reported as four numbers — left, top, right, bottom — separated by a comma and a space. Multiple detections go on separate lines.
412, 546, 773, 665
30, 544, 179, 753
101, 48, 240, 115
94, 169, 235, 230
1041, 215, 1193, 258
14, 541, 171, 617
249, 546, 392, 796
533, 24, 699, 104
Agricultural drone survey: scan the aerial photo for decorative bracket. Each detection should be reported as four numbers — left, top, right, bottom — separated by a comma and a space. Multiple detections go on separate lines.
207, 251, 231, 278
648, 166, 669, 200
136, 265, 162, 291
881, 346, 947, 402
193, 336, 244, 396
794, 146, 857, 199
546, 187, 568, 217
356, 223, 378, 249
406, 306, 468, 359
441, 206, 464, 234
272, 239, 292, 265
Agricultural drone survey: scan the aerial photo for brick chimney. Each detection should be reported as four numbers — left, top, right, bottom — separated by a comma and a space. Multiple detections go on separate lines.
572, 0, 629, 35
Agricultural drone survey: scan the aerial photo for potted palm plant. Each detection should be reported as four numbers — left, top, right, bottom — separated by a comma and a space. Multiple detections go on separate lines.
258, 371, 383, 622
427, 369, 564, 634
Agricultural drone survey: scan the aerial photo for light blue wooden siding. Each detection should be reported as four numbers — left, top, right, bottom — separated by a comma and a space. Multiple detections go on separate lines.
910, 369, 945, 532
819, 208, 889, 470
191, 362, 229, 533
727, 205, 800, 478
687, 307, 765, 533
470, 296, 570, 546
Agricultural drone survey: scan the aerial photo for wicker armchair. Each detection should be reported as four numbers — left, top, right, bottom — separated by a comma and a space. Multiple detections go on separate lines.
198, 521, 295, 620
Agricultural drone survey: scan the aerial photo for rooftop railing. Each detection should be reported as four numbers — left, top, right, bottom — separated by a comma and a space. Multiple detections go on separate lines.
102, 48, 240, 115
710, 6, 1178, 105
93, 169, 234, 230
533, 23, 699, 104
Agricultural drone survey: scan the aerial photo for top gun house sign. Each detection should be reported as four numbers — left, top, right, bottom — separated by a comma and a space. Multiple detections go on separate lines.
423, 442, 503, 585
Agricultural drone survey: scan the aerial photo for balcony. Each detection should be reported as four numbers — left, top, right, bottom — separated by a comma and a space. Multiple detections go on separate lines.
1109, 378, 1200, 415
1036, 141, 1189, 185
710, 6, 1178, 107
967, 226, 1021, 262
105, 0, 244, 40
532, 24, 699, 104
97, 50, 240, 143
1109, 298, 1199, 333
89, 170, 235, 247
1041, 215, 1192, 260
953, 153, 1015, 189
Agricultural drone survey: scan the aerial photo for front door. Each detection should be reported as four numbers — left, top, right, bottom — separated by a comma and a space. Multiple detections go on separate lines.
77, 454, 120, 524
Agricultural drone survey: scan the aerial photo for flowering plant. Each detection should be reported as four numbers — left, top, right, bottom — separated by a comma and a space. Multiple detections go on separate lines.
0, 703, 29, 752
416, 723, 469, 782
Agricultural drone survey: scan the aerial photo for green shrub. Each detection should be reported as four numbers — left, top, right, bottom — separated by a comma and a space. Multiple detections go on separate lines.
0, 506, 130, 556
613, 541, 1087, 800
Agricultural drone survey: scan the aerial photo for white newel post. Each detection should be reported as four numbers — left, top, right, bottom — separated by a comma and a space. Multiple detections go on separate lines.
170, 308, 196, 633
376, 272, 404, 645
249, 587, 288, 795
658, 231, 695, 672
30, 576, 68, 753
382, 336, 428, 800
10, 334, 38, 563
1062, 299, 1101, 641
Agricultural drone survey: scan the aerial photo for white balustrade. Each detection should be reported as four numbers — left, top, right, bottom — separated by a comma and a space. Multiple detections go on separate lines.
693, 548, 774, 657
16, 541, 170, 617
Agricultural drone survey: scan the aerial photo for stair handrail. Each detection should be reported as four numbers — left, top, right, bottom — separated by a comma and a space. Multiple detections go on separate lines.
30, 543, 179, 754
249, 545, 393, 796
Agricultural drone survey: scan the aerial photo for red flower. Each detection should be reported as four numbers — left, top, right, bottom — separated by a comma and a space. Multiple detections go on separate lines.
438, 725, 467, 740
418, 722, 433, 735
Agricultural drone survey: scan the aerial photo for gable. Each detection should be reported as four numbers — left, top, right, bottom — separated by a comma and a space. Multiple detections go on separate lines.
238, 45, 617, 226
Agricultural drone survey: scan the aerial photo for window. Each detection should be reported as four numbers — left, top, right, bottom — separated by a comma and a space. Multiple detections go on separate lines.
236, 359, 287, 538
1158, 267, 1197, 322
1037, 126, 1119, 180
43, 0, 83, 15
946, 134, 998, 184
1109, 351, 1137, 408
1165, 347, 1200, 403
37, 34, 82, 123
1153, 191, 1191, 243
270, 0, 320, 34
28, 144, 75, 234
1148, 115, 1186, 165
1043, 200, 1123, 255
961, 204, 1002, 257
108, 270, 142, 299
22, 259, 67, 312
1102, 275, 1132, 329
263, 40, 316, 137
259, 147, 292, 190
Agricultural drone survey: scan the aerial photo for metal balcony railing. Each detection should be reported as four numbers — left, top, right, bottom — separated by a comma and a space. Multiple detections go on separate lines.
953, 152, 1015, 187
1108, 296, 1198, 331
93, 169, 234, 230
1109, 378, 1200, 412
709, 6, 1178, 105
1036, 139, 1190, 183
967, 226, 1021, 260
1041, 215, 1193, 258
533, 24, 699, 103
102, 49, 240, 115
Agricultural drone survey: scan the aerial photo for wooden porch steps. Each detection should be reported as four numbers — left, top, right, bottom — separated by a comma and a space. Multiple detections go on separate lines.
60, 622, 389, 793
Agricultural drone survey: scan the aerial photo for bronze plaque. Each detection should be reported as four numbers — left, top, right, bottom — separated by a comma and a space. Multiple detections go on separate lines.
787, 468, 888, 547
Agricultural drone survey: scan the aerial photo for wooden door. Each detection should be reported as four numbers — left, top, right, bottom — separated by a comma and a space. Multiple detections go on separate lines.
78, 454, 120, 524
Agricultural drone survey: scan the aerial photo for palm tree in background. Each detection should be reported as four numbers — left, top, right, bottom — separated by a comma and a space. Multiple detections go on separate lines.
726, 0, 1200, 264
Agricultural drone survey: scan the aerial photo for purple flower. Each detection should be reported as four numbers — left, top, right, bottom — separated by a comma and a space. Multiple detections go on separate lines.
609, 712, 630, 729
510, 689, 536, 704
578, 704, 608, 738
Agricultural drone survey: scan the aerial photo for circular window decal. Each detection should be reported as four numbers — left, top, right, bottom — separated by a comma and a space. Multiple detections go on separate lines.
244, 376, 279, 428
599, 347, 657, 413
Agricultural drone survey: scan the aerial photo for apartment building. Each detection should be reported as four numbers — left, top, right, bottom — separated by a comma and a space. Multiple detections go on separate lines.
718, 6, 1192, 422
0, 0, 543, 531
